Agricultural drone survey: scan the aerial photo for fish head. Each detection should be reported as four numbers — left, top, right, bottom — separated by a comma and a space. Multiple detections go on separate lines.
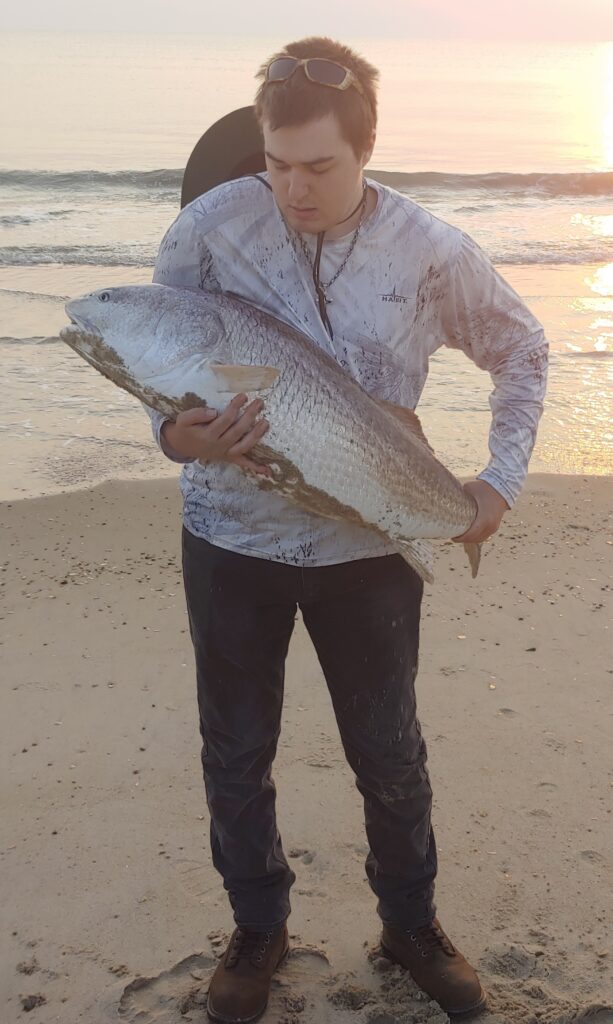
60, 284, 236, 416
61, 284, 225, 365
61, 288, 129, 378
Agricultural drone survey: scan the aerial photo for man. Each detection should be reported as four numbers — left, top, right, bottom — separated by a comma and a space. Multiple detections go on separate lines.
149, 36, 547, 1022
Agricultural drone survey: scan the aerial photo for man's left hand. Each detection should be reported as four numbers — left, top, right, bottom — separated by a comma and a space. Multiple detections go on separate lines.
452, 479, 509, 544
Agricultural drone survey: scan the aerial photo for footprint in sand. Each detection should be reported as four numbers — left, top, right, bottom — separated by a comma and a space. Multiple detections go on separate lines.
116, 947, 332, 1023
117, 952, 217, 1022
288, 847, 316, 865
115, 944, 451, 1024
579, 849, 605, 863
114, 938, 613, 1024
480, 942, 537, 981
478, 941, 613, 1024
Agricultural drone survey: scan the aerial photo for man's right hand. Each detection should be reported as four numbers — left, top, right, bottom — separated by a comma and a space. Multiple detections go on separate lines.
161, 394, 273, 477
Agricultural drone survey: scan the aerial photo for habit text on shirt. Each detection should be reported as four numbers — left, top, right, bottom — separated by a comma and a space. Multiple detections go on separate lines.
379, 286, 410, 304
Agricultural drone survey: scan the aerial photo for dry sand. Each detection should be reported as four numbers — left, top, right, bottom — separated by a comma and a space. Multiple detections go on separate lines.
1, 473, 612, 1023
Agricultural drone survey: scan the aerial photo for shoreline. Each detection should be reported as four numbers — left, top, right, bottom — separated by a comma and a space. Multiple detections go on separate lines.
2, 462, 612, 506
2, 471, 612, 1022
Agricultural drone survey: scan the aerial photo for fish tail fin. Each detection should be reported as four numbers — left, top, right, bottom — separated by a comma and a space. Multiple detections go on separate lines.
392, 537, 435, 584
464, 542, 482, 578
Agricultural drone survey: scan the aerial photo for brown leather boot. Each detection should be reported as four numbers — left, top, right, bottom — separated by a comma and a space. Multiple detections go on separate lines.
206, 924, 289, 1023
381, 918, 487, 1016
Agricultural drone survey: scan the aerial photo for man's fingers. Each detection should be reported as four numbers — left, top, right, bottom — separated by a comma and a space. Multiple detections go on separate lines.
206, 394, 254, 440
176, 405, 219, 427
227, 418, 269, 456
219, 400, 266, 446
453, 523, 494, 543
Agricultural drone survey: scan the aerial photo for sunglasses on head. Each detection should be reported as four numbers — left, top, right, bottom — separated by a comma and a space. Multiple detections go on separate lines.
265, 56, 365, 98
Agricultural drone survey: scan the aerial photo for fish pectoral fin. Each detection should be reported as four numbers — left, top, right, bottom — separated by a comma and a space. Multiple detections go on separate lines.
210, 364, 280, 392
392, 537, 435, 584
376, 400, 434, 455
463, 541, 482, 579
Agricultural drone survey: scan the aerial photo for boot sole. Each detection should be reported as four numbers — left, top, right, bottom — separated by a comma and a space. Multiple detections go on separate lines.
380, 941, 488, 1017
206, 943, 290, 1024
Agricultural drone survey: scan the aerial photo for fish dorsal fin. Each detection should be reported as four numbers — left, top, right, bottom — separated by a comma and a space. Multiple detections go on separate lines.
210, 364, 280, 392
376, 399, 434, 455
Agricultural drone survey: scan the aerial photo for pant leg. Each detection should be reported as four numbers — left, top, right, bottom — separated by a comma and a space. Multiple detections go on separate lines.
182, 528, 298, 930
300, 554, 437, 930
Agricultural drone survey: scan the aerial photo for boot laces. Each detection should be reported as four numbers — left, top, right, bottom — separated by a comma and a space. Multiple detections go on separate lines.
226, 928, 273, 968
410, 921, 456, 958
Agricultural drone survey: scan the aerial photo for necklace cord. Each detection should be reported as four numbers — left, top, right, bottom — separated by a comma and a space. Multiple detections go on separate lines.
335, 182, 369, 226
313, 233, 333, 336
311, 181, 367, 339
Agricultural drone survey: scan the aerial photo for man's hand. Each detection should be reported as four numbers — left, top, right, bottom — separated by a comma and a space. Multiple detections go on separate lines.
452, 479, 509, 544
161, 394, 273, 477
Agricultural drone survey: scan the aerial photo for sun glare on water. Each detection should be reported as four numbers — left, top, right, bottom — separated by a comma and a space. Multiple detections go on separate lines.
604, 44, 613, 168
583, 264, 613, 354
586, 263, 613, 299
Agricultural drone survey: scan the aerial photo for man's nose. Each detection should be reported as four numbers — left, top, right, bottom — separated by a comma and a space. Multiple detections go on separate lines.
287, 172, 310, 203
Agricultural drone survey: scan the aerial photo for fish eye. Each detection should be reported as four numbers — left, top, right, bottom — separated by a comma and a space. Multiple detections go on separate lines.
99, 291, 111, 303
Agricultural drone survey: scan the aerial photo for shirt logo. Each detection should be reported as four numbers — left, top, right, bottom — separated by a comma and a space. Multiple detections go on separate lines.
379, 286, 409, 305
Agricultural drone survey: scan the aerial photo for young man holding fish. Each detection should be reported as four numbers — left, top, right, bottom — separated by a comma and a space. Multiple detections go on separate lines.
151, 37, 547, 1022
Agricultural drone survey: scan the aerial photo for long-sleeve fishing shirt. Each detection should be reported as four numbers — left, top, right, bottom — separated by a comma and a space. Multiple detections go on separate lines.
148, 173, 548, 566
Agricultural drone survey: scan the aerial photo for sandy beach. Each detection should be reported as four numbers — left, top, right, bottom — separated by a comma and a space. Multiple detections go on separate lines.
1, 471, 611, 1023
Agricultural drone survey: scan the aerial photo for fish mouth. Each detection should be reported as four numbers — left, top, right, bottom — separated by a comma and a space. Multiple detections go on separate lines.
61, 298, 101, 338
59, 311, 102, 349
59, 317, 106, 377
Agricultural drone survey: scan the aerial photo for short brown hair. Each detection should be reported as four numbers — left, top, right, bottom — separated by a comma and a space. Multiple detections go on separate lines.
254, 37, 379, 158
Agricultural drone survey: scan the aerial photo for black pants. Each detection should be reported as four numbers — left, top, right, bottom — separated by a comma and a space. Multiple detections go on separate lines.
182, 527, 437, 932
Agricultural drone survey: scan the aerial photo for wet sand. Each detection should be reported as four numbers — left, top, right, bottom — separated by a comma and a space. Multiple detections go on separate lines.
1, 473, 612, 1023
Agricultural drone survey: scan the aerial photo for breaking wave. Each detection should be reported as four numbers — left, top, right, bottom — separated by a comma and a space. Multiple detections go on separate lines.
2, 167, 613, 198
0, 209, 74, 227
0, 168, 182, 192
371, 169, 613, 197
0, 244, 153, 267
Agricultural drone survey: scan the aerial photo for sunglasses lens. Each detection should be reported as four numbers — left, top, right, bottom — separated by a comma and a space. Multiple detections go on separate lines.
266, 57, 298, 82
307, 59, 347, 86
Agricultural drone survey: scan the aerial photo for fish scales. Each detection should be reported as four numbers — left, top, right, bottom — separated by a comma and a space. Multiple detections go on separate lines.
216, 294, 472, 539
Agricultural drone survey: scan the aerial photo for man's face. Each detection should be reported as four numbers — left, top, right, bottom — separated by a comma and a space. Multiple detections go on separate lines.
262, 112, 372, 234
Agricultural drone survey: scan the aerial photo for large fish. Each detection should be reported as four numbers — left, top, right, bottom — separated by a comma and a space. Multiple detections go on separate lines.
60, 283, 481, 582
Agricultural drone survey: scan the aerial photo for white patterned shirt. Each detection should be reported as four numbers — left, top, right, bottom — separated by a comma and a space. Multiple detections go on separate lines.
148, 174, 547, 566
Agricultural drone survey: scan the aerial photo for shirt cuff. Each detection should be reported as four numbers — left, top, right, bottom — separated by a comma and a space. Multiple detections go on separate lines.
476, 468, 518, 509
157, 417, 196, 465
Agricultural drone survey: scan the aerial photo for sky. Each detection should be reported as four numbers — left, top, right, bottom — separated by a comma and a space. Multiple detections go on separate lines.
1, 0, 612, 40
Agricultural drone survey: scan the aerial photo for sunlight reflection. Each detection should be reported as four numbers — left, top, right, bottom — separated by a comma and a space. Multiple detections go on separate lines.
604, 44, 613, 167
572, 213, 613, 237
585, 263, 613, 298
546, 358, 613, 474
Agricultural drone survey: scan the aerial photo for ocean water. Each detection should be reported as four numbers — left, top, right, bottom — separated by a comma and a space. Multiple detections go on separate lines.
0, 34, 611, 499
